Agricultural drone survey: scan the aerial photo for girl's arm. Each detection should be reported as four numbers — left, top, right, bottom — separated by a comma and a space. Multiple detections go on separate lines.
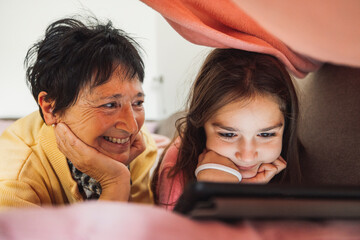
196, 150, 240, 183
156, 140, 184, 210
196, 150, 286, 184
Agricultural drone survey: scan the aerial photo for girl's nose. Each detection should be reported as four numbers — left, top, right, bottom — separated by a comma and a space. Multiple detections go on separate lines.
235, 138, 257, 162
115, 105, 138, 134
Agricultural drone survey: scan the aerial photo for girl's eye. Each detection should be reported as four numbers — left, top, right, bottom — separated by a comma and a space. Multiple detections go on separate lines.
219, 132, 236, 138
258, 132, 276, 137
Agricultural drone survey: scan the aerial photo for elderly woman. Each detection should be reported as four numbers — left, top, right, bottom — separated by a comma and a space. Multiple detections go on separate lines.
0, 17, 157, 208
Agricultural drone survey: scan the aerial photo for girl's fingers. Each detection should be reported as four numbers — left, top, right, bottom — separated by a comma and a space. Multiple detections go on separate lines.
258, 163, 278, 181
242, 156, 287, 184
272, 156, 287, 174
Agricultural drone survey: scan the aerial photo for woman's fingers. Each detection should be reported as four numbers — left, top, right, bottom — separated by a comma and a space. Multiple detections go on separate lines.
54, 123, 131, 201
54, 123, 130, 184
128, 131, 146, 162
54, 123, 96, 172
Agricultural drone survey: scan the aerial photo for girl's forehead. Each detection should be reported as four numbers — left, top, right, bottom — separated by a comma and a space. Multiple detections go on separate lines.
210, 94, 284, 124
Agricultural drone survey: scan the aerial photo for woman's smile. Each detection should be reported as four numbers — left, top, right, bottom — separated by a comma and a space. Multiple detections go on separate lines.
103, 136, 130, 144
100, 135, 132, 154
55, 66, 145, 165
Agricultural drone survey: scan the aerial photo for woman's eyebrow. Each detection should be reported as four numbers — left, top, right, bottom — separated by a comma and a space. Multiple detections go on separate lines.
99, 92, 145, 101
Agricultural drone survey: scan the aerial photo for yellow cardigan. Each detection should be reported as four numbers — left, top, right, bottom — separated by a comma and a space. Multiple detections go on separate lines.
0, 111, 157, 209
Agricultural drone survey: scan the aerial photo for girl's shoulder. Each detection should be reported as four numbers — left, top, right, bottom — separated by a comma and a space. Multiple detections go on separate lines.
160, 136, 181, 169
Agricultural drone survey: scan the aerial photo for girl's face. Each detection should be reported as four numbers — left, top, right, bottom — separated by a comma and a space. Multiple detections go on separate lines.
56, 66, 145, 166
203, 94, 285, 179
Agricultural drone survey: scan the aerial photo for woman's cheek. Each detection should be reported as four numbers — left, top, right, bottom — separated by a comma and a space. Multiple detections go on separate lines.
135, 111, 145, 133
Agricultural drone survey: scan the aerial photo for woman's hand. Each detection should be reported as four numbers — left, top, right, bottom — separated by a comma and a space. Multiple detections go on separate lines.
54, 123, 139, 202
128, 131, 146, 163
241, 156, 287, 184
196, 149, 240, 183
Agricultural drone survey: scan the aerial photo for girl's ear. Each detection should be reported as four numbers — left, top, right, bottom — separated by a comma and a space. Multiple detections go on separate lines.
38, 91, 57, 125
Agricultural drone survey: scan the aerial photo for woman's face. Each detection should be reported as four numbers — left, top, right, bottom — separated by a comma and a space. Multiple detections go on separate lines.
56, 67, 145, 165
203, 94, 284, 179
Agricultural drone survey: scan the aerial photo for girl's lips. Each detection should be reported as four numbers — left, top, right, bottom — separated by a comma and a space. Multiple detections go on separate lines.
237, 164, 257, 171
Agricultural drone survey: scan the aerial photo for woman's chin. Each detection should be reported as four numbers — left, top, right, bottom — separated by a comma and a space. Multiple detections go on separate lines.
96, 147, 131, 165
110, 152, 131, 165
97, 138, 132, 164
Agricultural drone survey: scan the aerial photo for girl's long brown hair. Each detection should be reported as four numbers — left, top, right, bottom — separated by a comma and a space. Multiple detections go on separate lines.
152, 49, 302, 204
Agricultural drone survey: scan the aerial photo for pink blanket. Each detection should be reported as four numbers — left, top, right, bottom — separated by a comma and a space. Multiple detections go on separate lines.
0, 201, 359, 239
140, 0, 322, 78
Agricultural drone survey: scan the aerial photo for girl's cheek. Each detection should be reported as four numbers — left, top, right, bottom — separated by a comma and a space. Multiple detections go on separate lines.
259, 144, 282, 163
208, 142, 233, 159
205, 134, 216, 150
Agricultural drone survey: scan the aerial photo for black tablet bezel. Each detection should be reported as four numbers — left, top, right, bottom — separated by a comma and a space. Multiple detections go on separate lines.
174, 182, 360, 220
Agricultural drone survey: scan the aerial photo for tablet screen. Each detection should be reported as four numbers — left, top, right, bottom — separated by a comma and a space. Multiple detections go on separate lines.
174, 182, 360, 220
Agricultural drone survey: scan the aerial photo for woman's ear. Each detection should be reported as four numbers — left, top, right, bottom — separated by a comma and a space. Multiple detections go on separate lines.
38, 91, 57, 125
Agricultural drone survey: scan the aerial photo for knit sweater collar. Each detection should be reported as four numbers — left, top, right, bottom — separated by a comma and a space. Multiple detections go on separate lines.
38, 119, 83, 203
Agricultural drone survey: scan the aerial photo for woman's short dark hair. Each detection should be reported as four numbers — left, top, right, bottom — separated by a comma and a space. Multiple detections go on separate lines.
25, 17, 144, 120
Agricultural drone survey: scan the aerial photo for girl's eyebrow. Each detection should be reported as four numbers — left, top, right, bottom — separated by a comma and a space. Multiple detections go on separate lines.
212, 123, 238, 131
259, 123, 283, 132
212, 122, 283, 132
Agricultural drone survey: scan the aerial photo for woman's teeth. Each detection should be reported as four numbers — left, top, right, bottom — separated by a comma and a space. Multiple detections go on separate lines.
104, 136, 130, 144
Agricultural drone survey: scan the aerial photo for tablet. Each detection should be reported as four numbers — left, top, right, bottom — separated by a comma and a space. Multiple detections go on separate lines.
173, 182, 360, 220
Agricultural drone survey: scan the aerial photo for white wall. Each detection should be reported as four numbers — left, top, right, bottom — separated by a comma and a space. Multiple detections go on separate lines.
0, 0, 210, 120
155, 14, 211, 117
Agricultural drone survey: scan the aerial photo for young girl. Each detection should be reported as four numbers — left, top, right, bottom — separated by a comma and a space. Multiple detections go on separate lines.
152, 49, 302, 209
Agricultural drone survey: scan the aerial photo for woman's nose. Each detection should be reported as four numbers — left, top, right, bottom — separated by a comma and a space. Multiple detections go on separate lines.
115, 105, 138, 134
235, 139, 257, 162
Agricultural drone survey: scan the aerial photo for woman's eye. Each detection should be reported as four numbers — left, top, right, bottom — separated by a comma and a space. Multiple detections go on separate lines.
133, 100, 144, 107
219, 132, 236, 138
258, 132, 276, 137
102, 102, 117, 108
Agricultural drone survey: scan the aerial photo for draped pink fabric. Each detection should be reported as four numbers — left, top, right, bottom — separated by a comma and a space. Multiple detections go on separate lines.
1, 201, 360, 239
232, 0, 360, 68
140, 0, 322, 78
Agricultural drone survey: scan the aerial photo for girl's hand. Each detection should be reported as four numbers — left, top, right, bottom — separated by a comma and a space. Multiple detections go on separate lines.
241, 156, 287, 184
54, 123, 134, 202
196, 149, 240, 183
